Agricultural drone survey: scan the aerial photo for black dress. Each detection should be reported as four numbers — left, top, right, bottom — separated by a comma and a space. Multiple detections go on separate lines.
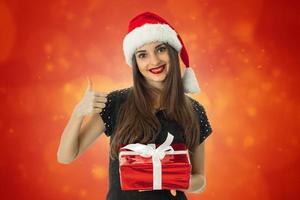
99, 87, 213, 200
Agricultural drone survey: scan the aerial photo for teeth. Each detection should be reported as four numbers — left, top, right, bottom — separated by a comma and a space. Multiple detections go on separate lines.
150, 65, 164, 73
152, 65, 163, 70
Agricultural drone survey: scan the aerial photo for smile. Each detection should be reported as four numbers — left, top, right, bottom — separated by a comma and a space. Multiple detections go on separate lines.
149, 64, 166, 74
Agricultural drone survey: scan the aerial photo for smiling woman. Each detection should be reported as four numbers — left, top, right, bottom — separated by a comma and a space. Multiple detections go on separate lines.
134, 42, 171, 91
57, 11, 213, 200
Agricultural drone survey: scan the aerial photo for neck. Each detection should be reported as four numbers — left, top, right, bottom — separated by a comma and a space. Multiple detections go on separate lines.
147, 80, 164, 91
153, 97, 166, 111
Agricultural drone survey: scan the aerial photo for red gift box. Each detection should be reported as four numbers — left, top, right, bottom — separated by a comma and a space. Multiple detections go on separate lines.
119, 132, 191, 191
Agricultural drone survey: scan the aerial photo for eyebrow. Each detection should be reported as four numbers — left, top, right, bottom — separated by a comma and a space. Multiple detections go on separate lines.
135, 43, 166, 54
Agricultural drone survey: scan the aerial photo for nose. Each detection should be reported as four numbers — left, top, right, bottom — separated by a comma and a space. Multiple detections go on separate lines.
149, 53, 160, 66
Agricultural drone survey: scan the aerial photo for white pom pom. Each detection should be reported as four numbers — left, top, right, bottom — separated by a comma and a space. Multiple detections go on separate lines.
182, 67, 201, 93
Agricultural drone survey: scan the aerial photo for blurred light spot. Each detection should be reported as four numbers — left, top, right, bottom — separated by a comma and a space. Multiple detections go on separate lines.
234, 77, 240, 81
279, 91, 286, 99
91, 164, 106, 180
232, 21, 254, 43
257, 165, 261, 169
226, 49, 232, 53
246, 106, 257, 117
261, 82, 272, 91
79, 188, 87, 197
48, 164, 55, 172
244, 135, 254, 147
58, 57, 70, 70
105, 26, 112, 30
37, 75, 42, 80
0, 87, 7, 94
243, 58, 249, 63
88, 0, 104, 12
274, 97, 282, 103
46, 62, 54, 72
65, 12, 75, 21
272, 69, 281, 77
190, 14, 197, 20
225, 136, 234, 147
291, 138, 298, 146
35, 175, 44, 184
8, 128, 14, 134
220, 59, 227, 65
60, 0, 69, 6
50, 33, 70, 56
44, 43, 53, 55
61, 184, 70, 193
22, 172, 28, 178
82, 17, 92, 28
183, 32, 198, 41
274, 91, 286, 103
249, 88, 259, 98
212, 28, 219, 34
18, 163, 25, 170
52, 114, 65, 121
85, 47, 104, 65
63, 83, 74, 94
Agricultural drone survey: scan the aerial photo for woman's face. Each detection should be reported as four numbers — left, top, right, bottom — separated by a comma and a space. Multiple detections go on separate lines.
134, 41, 170, 89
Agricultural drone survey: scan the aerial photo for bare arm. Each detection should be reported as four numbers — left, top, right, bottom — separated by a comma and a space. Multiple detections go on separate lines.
57, 112, 105, 164
57, 78, 107, 164
56, 112, 84, 164
76, 113, 105, 158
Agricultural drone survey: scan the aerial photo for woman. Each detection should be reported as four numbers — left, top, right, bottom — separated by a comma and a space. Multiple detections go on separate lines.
57, 12, 213, 200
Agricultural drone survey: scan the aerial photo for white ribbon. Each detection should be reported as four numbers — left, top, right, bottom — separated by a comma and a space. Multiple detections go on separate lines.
120, 132, 175, 190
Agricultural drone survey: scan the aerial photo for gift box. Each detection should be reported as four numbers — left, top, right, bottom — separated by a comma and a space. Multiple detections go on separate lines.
119, 132, 191, 190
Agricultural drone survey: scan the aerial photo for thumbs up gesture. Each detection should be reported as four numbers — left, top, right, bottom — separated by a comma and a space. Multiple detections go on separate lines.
73, 77, 108, 118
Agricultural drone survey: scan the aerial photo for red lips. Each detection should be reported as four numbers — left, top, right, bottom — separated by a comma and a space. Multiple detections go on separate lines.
149, 64, 165, 70
149, 64, 166, 74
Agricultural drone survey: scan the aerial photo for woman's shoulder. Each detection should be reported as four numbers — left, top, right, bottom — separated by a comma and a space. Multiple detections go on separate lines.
109, 87, 132, 95
107, 87, 132, 102
186, 95, 213, 139
185, 95, 205, 110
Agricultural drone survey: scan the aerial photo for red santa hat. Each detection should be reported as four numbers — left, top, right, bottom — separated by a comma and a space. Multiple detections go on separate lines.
122, 12, 201, 94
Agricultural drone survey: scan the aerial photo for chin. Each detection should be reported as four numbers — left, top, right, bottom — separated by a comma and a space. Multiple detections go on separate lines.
151, 76, 167, 82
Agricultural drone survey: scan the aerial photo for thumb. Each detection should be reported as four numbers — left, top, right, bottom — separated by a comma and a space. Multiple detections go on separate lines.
85, 77, 93, 93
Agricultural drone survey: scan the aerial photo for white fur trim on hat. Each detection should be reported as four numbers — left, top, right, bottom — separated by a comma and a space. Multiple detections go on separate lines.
123, 23, 182, 67
182, 67, 201, 93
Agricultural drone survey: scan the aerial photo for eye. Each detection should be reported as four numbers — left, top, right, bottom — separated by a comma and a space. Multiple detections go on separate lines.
138, 53, 147, 59
157, 46, 167, 53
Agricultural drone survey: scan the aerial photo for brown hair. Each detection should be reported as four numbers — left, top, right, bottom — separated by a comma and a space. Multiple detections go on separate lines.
110, 43, 200, 160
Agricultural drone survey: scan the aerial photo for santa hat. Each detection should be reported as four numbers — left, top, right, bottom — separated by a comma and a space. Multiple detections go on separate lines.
122, 12, 201, 93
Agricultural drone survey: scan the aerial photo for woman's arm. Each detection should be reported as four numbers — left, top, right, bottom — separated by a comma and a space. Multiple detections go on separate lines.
57, 79, 107, 164
57, 112, 84, 164
179, 141, 207, 193
57, 112, 106, 164
76, 113, 106, 158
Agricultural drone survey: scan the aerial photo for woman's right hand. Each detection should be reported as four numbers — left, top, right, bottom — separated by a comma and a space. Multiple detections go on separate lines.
73, 78, 108, 118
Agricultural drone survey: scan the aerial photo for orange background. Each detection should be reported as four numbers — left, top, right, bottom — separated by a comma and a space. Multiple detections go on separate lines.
1, 0, 299, 199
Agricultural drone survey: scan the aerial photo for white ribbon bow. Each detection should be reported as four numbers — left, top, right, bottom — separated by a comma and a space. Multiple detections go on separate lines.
120, 132, 175, 190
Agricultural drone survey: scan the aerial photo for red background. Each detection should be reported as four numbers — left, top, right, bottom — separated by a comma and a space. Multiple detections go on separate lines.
1, 0, 299, 199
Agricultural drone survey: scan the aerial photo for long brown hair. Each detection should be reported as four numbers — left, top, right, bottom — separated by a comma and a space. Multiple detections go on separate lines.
110, 43, 200, 160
